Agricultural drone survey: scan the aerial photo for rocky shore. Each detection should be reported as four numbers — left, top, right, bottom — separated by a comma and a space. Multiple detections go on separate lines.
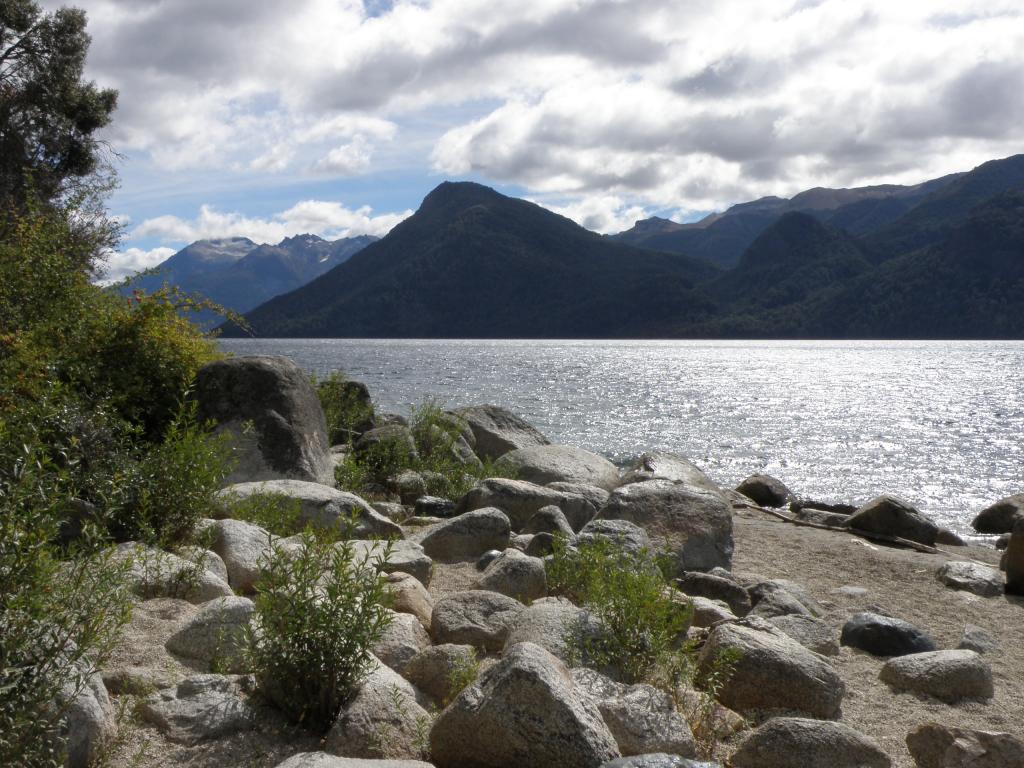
74, 356, 1022, 768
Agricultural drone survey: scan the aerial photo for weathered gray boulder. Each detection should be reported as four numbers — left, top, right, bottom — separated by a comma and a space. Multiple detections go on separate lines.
496, 445, 621, 491
403, 644, 478, 705
165, 596, 254, 673
274, 752, 435, 768
115, 543, 234, 604
325, 659, 431, 760
474, 548, 547, 602
600, 480, 733, 574
195, 355, 334, 485
572, 668, 696, 758
576, 519, 651, 556
731, 718, 890, 768
840, 612, 937, 657
936, 561, 1003, 597
417, 508, 511, 561
688, 596, 736, 627
735, 474, 796, 508
430, 642, 619, 768
201, 518, 275, 594
792, 507, 850, 527
430, 590, 524, 652
906, 723, 1024, 768
218, 480, 401, 540
1004, 517, 1024, 594
676, 571, 751, 617
698, 617, 845, 719
348, 539, 433, 587
175, 546, 229, 584
387, 469, 427, 506
958, 624, 999, 654
524, 505, 575, 538
373, 611, 431, 675
767, 614, 839, 656
139, 675, 256, 745
526, 531, 557, 557
879, 649, 993, 703
600, 758, 721, 768
846, 495, 939, 546
548, 481, 611, 510
385, 572, 433, 629
451, 404, 550, 460
972, 494, 1024, 534
748, 582, 813, 620
414, 496, 456, 518
620, 452, 718, 493
60, 672, 116, 768
458, 477, 598, 531
503, 597, 601, 663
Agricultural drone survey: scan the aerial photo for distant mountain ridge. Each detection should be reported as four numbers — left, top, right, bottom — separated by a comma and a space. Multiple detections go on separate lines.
218, 153, 1024, 339
125, 233, 377, 324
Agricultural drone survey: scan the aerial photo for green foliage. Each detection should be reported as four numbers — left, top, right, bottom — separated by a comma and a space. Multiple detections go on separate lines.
0, 445, 133, 767
547, 534, 693, 685
316, 371, 374, 445
222, 491, 304, 539
0, 1, 118, 212
249, 531, 394, 733
444, 648, 480, 707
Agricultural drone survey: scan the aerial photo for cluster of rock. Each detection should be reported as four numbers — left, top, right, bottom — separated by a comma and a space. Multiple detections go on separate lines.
61, 356, 1022, 768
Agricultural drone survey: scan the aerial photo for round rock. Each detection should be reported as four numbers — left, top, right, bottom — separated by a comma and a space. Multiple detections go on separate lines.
840, 612, 937, 657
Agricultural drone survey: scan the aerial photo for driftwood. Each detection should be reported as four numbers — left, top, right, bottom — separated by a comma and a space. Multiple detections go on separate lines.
741, 502, 942, 555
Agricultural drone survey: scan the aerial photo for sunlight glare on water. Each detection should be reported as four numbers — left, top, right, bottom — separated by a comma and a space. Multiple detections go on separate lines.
219, 338, 1024, 539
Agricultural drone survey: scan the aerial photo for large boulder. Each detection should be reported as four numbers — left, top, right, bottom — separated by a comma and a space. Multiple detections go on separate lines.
218, 480, 401, 540
576, 519, 651, 557
474, 548, 547, 602
906, 723, 1024, 768
195, 355, 334, 485
503, 597, 601, 664
735, 474, 796, 508
879, 650, 993, 703
373, 611, 431, 675
430, 590, 524, 652
458, 477, 599, 532
972, 494, 1024, 534
416, 508, 511, 561
599, 480, 733, 573
768, 614, 839, 656
139, 674, 257, 745
620, 452, 718, 493
731, 718, 890, 768
676, 571, 751, 617
201, 518, 275, 594
698, 617, 845, 719
385, 572, 433, 629
547, 481, 611, 510
1004, 517, 1024, 594
450, 404, 550, 460
846, 495, 939, 546
840, 612, 937, 657
349, 539, 433, 587
403, 644, 478, 705
936, 561, 1004, 597
572, 667, 696, 758
496, 445, 621, 492
430, 642, 620, 768
324, 659, 431, 760
165, 596, 254, 673
524, 505, 575, 538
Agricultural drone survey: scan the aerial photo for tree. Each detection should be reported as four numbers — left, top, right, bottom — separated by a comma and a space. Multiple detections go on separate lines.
0, 1, 117, 214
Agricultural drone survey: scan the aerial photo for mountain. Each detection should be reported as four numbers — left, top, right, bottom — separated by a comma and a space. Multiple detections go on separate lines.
126, 233, 376, 322
221, 182, 719, 338
611, 173, 963, 268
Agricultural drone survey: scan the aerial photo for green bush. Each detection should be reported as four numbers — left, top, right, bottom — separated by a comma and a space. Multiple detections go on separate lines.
0, 446, 133, 767
547, 535, 693, 685
316, 371, 375, 445
249, 531, 394, 733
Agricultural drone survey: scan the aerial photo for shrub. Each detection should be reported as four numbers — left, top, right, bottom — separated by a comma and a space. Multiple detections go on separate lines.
0, 446, 132, 767
316, 371, 375, 446
249, 531, 394, 733
547, 535, 693, 685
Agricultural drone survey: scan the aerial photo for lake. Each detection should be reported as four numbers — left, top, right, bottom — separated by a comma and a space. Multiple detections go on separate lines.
218, 338, 1024, 540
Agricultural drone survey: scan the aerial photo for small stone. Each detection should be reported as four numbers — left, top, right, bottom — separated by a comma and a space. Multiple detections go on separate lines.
735, 474, 796, 508
477, 549, 502, 570
139, 675, 256, 745
906, 723, 1024, 768
879, 649, 994, 703
731, 717, 890, 768
414, 495, 456, 518
958, 624, 1000, 654
936, 561, 1004, 597
417, 508, 511, 561
840, 612, 937, 657
474, 548, 547, 602
430, 590, 524, 652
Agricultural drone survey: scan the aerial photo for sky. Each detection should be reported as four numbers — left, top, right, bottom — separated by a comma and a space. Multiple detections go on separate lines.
43, 0, 1024, 281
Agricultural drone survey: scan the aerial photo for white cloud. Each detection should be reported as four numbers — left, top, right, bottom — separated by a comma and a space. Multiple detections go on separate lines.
542, 195, 651, 235
98, 246, 175, 284
132, 201, 411, 245
312, 138, 373, 175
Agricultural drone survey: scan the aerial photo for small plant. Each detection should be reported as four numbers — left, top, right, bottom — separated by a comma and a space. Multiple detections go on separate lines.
224, 491, 303, 538
444, 648, 480, 706
316, 371, 375, 446
687, 646, 742, 760
547, 535, 693, 685
248, 530, 394, 733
